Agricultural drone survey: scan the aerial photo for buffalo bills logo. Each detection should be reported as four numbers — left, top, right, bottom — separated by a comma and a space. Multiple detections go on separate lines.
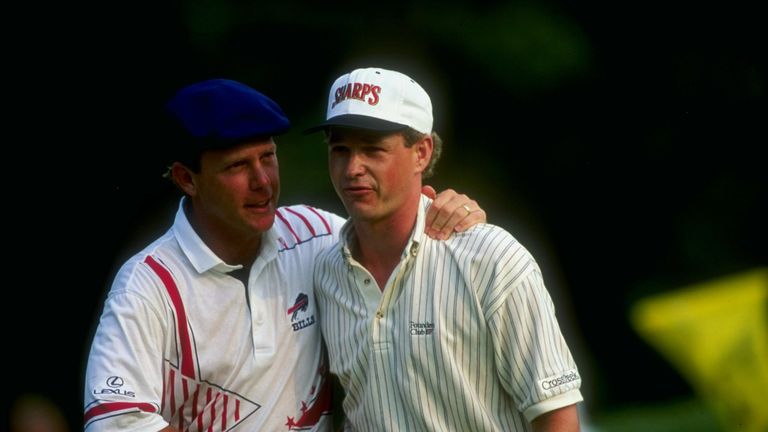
288, 293, 309, 321
287, 293, 316, 332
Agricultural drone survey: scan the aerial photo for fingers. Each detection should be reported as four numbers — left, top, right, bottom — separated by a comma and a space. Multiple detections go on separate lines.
426, 191, 482, 240
424, 188, 456, 237
454, 206, 486, 232
421, 185, 437, 200
437, 197, 480, 238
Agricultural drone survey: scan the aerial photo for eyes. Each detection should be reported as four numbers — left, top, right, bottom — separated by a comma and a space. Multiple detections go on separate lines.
329, 145, 387, 156
260, 151, 276, 161
224, 151, 276, 171
329, 145, 348, 154
226, 160, 248, 170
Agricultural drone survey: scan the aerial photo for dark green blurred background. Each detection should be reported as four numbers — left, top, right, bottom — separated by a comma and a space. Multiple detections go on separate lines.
11, 0, 766, 430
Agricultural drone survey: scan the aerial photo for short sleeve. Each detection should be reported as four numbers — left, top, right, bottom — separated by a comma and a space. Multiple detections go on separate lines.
84, 265, 170, 431
486, 257, 582, 421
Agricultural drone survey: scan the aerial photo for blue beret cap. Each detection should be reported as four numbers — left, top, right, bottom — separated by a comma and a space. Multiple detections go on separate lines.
165, 79, 290, 150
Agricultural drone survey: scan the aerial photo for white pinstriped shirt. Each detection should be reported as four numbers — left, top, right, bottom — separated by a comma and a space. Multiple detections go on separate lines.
315, 195, 582, 431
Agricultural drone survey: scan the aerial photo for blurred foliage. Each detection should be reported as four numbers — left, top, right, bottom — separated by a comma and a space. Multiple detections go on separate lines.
419, 2, 591, 92
591, 397, 722, 432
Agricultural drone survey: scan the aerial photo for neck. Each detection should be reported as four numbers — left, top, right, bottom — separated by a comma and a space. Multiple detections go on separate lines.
186, 203, 262, 267
350, 193, 421, 289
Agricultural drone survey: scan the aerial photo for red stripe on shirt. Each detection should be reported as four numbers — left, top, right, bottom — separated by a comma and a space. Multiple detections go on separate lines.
191, 384, 200, 426
285, 207, 316, 236
160, 369, 167, 413
169, 369, 176, 415
177, 403, 184, 430
275, 209, 300, 242
177, 378, 189, 430
208, 392, 220, 432
222, 394, 229, 430
145, 256, 196, 379
204, 388, 212, 432
303, 205, 332, 234
84, 402, 155, 423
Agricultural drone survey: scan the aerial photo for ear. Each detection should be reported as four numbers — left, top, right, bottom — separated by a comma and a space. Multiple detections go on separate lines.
170, 162, 198, 196
413, 134, 434, 175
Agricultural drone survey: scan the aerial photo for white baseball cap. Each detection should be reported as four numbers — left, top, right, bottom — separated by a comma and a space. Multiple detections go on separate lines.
304, 67, 433, 134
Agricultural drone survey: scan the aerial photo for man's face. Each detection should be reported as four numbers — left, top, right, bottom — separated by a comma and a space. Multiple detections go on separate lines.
327, 127, 428, 224
190, 139, 280, 242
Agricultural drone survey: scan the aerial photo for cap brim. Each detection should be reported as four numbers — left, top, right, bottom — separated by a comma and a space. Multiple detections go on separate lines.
302, 114, 408, 135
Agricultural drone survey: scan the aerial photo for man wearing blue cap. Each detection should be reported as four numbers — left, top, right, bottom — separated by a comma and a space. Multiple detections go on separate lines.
83, 79, 484, 431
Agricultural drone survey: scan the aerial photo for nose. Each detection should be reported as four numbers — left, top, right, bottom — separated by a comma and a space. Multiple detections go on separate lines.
249, 164, 270, 189
345, 152, 366, 178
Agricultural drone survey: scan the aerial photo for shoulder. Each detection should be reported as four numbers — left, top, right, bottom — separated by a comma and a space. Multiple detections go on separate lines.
447, 223, 532, 266
443, 223, 540, 299
314, 240, 345, 273
313, 241, 346, 293
273, 205, 345, 250
108, 231, 182, 302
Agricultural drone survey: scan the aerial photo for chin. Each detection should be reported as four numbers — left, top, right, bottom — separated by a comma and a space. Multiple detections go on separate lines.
347, 207, 379, 222
250, 215, 276, 233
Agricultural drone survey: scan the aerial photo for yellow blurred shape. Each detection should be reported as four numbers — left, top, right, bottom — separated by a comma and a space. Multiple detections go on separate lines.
630, 268, 768, 432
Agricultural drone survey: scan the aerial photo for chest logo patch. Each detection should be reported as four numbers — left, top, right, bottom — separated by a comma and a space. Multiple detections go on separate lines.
410, 321, 435, 336
288, 293, 316, 331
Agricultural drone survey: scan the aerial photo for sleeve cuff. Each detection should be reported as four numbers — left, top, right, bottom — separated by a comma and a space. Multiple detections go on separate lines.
522, 389, 583, 423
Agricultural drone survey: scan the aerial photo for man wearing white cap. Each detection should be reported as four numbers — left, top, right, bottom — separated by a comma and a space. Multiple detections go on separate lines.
309, 67, 583, 431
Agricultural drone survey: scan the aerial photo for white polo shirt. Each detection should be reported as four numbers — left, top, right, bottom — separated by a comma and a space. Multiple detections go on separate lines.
85, 199, 345, 431
315, 195, 582, 431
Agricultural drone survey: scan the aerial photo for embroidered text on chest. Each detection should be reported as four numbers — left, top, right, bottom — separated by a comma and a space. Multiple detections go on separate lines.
409, 321, 434, 336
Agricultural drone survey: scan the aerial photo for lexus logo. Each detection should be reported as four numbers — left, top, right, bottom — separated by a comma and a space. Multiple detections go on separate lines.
106, 376, 124, 388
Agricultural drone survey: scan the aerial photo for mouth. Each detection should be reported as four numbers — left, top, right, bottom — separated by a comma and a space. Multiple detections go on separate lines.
343, 186, 373, 197
244, 198, 272, 213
